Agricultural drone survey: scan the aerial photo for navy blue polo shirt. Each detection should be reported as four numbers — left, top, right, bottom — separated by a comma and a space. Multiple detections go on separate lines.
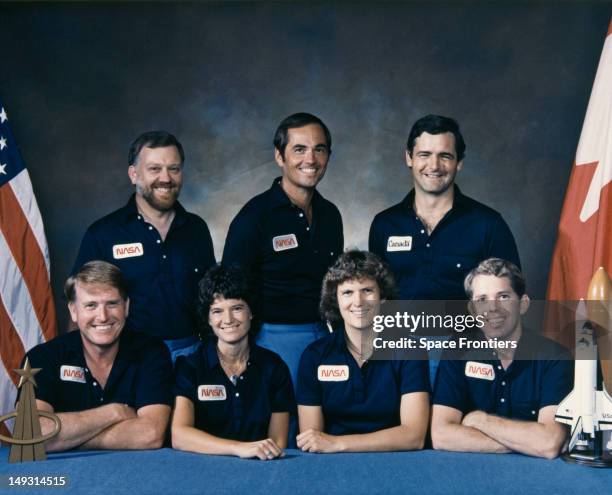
433, 331, 573, 421
73, 194, 216, 340
24, 329, 173, 412
222, 178, 343, 324
369, 186, 520, 300
297, 330, 430, 435
174, 340, 295, 442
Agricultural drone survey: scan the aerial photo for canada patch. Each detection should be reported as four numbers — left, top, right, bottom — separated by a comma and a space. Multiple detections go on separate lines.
386, 236, 412, 252
60, 365, 86, 383
113, 242, 144, 259
464, 361, 495, 381
198, 385, 227, 401
272, 234, 298, 252
317, 365, 349, 381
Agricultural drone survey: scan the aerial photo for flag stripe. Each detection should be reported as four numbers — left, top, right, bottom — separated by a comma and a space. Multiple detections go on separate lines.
0, 361, 17, 440
0, 230, 45, 351
0, 182, 56, 342
0, 297, 25, 387
0, 102, 56, 437
8, 170, 50, 274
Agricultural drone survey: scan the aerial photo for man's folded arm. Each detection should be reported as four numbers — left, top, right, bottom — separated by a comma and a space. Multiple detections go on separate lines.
81, 403, 170, 450
461, 405, 567, 459
36, 399, 135, 452
431, 404, 511, 453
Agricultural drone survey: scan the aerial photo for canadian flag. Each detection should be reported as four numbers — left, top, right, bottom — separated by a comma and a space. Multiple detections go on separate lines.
546, 19, 612, 349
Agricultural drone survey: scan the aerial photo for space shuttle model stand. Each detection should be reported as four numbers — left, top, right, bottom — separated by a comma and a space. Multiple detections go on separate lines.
555, 267, 612, 467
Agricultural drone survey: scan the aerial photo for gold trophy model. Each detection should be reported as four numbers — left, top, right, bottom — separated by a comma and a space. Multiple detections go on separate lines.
0, 358, 60, 462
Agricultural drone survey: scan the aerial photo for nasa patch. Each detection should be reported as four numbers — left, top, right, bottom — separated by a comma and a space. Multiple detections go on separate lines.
198, 385, 227, 401
317, 365, 349, 382
464, 361, 495, 381
113, 242, 144, 259
60, 365, 86, 384
272, 234, 298, 252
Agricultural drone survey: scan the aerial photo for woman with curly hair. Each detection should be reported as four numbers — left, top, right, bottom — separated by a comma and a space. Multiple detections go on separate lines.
171, 265, 294, 460
296, 250, 430, 453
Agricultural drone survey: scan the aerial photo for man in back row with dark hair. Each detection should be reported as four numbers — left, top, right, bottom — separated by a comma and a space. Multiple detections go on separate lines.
72, 130, 216, 361
369, 114, 520, 301
222, 112, 344, 388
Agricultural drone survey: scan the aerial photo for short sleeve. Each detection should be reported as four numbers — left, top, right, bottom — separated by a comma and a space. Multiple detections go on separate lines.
399, 359, 431, 395
432, 359, 469, 413
368, 216, 384, 259
72, 226, 105, 275
269, 357, 296, 413
296, 345, 322, 406
539, 359, 573, 408
222, 207, 260, 270
134, 342, 173, 409
23, 345, 57, 408
197, 218, 216, 270
333, 206, 344, 257
487, 214, 521, 269
173, 355, 198, 403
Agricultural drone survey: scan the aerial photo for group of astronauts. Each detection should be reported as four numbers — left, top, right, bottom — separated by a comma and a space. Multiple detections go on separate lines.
23, 113, 572, 460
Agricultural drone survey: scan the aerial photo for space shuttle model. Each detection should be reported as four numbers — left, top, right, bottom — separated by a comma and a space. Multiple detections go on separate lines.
555, 267, 612, 466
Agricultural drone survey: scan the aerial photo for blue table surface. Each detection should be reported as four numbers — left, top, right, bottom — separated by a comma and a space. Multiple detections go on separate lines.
1, 447, 611, 495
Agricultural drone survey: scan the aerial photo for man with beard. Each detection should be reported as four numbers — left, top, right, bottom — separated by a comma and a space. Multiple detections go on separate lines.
369, 114, 520, 301
431, 258, 572, 458
72, 131, 215, 360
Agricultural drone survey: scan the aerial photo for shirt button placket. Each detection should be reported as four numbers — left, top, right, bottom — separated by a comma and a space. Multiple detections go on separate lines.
298, 210, 312, 237
497, 371, 509, 414
159, 238, 166, 266
424, 239, 433, 275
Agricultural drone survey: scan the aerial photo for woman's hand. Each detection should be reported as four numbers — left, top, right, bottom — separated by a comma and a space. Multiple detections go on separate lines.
296, 428, 343, 453
233, 438, 284, 460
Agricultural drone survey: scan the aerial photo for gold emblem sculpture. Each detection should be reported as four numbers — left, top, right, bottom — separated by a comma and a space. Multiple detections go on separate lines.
0, 358, 61, 462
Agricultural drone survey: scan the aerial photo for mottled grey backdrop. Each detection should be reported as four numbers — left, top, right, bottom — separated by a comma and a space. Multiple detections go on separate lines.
0, 1, 610, 329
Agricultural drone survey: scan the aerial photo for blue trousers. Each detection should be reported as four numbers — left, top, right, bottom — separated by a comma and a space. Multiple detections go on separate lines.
256, 322, 328, 390
256, 322, 328, 447
164, 335, 201, 364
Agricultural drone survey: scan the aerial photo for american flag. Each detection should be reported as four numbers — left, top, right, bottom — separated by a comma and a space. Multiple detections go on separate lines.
0, 101, 56, 439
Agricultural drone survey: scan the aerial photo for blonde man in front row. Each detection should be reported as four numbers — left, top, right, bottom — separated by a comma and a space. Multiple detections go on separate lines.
22, 261, 173, 452
431, 258, 572, 459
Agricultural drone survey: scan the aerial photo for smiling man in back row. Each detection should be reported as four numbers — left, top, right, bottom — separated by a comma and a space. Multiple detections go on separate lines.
369, 114, 520, 301
222, 113, 343, 386
431, 258, 573, 459
72, 131, 216, 361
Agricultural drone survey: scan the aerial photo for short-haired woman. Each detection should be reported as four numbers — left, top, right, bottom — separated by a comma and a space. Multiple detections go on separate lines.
296, 250, 430, 453
172, 265, 294, 459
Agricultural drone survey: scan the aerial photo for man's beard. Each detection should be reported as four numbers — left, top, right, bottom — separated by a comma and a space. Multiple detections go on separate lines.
136, 182, 180, 212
